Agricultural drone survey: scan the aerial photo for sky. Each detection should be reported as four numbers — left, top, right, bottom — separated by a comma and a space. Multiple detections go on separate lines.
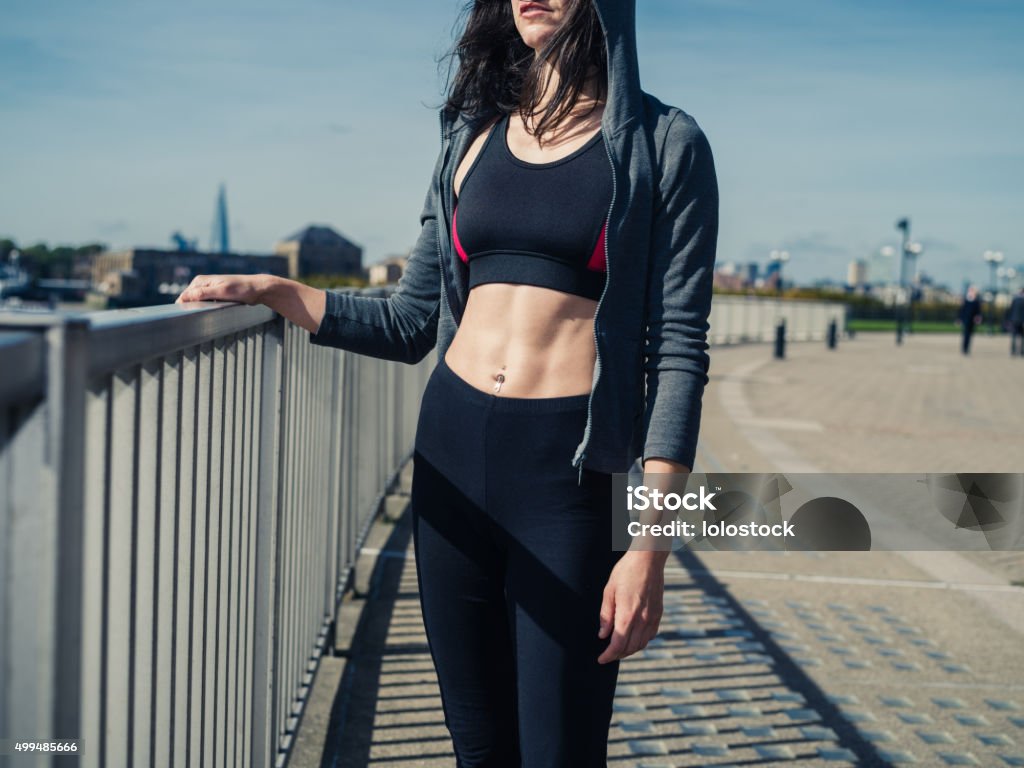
1, 0, 1022, 290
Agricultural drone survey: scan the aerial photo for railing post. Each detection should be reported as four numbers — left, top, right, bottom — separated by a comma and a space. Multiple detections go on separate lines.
252, 315, 285, 768
50, 317, 89, 759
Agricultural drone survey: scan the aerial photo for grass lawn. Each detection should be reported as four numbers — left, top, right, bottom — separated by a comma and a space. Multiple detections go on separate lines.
848, 318, 961, 333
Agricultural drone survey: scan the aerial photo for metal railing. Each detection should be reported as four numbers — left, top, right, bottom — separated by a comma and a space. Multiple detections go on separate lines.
0, 298, 432, 768
709, 295, 847, 345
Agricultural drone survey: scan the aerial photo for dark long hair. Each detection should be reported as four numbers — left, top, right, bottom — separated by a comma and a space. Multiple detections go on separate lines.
437, 0, 607, 144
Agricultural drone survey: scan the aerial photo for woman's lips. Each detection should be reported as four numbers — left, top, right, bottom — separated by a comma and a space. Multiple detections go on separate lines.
520, 2, 551, 18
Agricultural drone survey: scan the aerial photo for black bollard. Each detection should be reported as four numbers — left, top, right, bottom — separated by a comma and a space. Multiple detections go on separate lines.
827, 318, 837, 349
774, 319, 786, 359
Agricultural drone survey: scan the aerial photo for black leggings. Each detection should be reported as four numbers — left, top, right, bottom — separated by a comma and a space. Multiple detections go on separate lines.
411, 355, 624, 767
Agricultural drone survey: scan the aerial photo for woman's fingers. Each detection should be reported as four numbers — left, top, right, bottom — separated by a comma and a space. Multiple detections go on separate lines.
598, 613, 632, 664
597, 591, 663, 664
598, 592, 638, 664
175, 275, 253, 305
598, 584, 616, 640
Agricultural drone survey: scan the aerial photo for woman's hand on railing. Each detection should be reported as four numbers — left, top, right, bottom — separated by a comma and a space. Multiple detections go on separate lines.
175, 274, 271, 306
176, 275, 327, 336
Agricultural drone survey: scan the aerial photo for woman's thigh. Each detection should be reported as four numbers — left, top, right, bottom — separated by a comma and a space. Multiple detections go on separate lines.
485, 407, 625, 766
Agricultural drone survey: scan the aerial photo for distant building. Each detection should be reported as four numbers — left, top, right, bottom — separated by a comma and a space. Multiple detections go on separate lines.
369, 256, 408, 286
713, 265, 747, 291
91, 248, 288, 308
274, 226, 362, 280
846, 259, 868, 290
743, 262, 759, 286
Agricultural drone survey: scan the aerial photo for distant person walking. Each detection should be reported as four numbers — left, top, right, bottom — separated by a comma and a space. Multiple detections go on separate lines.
957, 286, 983, 355
1009, 287, 1024, 357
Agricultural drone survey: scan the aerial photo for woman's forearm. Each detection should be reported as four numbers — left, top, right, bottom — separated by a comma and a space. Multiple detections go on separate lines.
257, 275, 327, 335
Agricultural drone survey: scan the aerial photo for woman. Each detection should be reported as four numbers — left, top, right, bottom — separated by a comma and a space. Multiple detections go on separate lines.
176, 0, 718, 764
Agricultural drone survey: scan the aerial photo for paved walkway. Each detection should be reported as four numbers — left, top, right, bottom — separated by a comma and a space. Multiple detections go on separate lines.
296, 332, 1024, 768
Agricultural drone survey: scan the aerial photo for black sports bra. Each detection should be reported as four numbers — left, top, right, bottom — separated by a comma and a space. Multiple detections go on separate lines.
452, 111, 612, 302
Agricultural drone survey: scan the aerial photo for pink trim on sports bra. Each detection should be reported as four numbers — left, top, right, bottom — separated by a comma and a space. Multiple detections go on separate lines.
453, 204, 606, 273
453, 205, 469, 264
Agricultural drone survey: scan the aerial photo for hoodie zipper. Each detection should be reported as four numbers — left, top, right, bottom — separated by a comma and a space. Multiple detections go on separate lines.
575, 124, 617, 486
437, 110, 456, 328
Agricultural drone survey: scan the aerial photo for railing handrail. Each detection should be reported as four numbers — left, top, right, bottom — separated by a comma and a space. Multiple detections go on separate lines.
0, 290, 425, 768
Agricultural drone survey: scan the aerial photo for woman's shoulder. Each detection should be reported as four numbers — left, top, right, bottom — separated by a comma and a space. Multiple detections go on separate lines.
640, 91, 708, 145
638, 91, 717, 197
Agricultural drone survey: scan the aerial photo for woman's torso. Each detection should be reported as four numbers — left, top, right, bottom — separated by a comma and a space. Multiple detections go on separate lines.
443, 104, 610, 398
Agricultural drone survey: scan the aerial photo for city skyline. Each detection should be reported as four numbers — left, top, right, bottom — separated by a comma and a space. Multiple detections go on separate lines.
1, 0, 1021, 289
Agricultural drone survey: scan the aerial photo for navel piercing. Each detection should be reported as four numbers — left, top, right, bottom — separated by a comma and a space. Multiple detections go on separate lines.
493, 366, 507, 394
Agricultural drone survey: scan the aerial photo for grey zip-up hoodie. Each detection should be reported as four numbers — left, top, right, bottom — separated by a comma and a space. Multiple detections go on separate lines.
310, 0, 719, 479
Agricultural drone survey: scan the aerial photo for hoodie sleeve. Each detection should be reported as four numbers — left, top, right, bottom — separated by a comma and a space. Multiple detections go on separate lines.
641, 111, 720, 470
308, 145, 444, 364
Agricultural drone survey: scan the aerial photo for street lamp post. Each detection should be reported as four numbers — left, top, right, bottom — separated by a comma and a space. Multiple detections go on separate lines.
984, 250, 1004, 335
895, 218, 910, 345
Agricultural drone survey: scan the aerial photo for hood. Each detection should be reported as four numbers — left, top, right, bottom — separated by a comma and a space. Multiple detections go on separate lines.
444, 0, 643, 138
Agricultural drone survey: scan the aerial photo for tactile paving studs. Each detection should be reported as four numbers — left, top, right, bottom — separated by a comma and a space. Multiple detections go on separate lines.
680, 721, 717, 736
955, 714, 992, 728
878, 647, 906, 657
859, 729, 896, 743
628, 740, 669, 756
692, 742, 731, 757
876, 748, 919, 763
891, 660, 924, 671
826, 694, 859, 706
843, 710, 879, 724
727, 704, 762, 718
670, 704, 707, 718
613, 701, 646, 713
936, 752, 981, 766
976, 734, 1014, 747
916, 730, 956, 744
754, 744, 796, 760
933, 698, 969, 710
800, 725, 839, 740
783, 707, 822, 723
818, 746, 858, 761
715, 689, 752, 702
774, 691, 808, 704
880, 696, 915, 708
943, 663, 973, 674
897, 712, 935, 725
659, 686, 693, 699
619, 720, 654, 733
987, 700, 1023, 712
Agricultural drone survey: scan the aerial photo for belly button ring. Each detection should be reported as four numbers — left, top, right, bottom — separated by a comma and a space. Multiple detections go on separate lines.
493, 367, 506, 394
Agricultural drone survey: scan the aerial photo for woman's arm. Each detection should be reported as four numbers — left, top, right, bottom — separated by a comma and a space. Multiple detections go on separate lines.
597, 112, 718, 665
641, 111, 720, 470
260, 276, 327, 334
